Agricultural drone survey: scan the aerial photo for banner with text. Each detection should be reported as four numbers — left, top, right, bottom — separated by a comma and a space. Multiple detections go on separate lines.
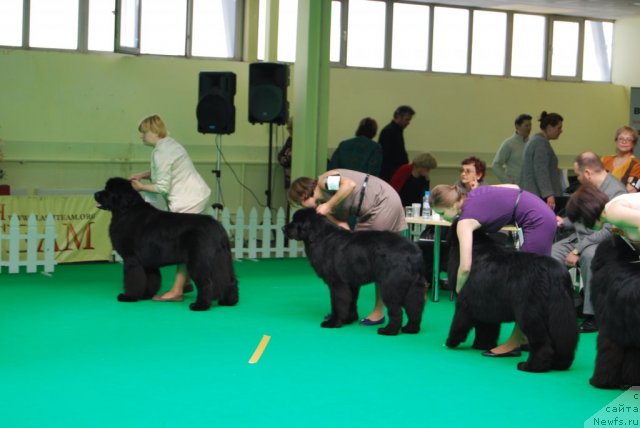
0, 195, 112, 263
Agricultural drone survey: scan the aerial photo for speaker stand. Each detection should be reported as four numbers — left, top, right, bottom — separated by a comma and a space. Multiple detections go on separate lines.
211, 134, 224, 218
265, 122, 275, 210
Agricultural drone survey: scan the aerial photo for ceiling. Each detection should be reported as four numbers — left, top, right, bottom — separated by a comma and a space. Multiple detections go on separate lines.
411, 0, 640, 19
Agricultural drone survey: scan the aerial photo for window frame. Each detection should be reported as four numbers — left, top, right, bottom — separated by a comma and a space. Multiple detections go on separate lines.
115, 0, 140, 54
509, 11, 548, 79
582, 19, 614, 82
469, 9, 508, 76
547, 15, 584, 82
329, 0, 347, 66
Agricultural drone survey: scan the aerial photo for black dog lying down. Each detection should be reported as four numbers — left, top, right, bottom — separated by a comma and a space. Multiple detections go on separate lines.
95, 177, 238, 311
447, 224, 578, 372
284, 208, 426, 335
589, 235, 640, 389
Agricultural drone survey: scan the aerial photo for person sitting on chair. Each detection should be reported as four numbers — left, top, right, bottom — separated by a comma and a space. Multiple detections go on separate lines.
552, 152, 626, 333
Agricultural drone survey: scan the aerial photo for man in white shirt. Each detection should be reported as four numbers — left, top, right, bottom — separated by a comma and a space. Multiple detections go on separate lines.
492, 114, 532, 184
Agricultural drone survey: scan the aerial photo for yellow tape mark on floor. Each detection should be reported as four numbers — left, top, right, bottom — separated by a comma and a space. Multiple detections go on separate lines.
248, 335, 271, 364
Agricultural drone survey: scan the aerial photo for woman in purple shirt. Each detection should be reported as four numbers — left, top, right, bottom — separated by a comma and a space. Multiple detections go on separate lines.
429, 184, 557, 357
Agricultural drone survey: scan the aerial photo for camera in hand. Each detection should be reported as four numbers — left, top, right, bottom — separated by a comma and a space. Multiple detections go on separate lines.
631, 177, 640, 191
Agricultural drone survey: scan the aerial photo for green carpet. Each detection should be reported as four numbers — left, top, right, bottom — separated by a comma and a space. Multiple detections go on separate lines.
0, 259, 624, 427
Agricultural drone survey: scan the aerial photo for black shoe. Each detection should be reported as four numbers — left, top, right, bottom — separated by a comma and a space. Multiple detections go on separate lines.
579, 319, 598, 333
481, 349, 522, 358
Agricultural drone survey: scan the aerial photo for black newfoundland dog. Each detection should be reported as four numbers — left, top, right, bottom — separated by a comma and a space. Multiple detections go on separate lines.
446, 224, 578, 372
589, 235, 640, 389
95, 177, 238, 311
283, 208, 426, 335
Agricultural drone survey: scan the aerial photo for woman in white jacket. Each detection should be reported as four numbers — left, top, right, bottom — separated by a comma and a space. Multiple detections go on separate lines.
131, 114, 211, 302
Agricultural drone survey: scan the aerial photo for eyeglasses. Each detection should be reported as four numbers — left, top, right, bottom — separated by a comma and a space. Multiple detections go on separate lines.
617, 136, 635, 142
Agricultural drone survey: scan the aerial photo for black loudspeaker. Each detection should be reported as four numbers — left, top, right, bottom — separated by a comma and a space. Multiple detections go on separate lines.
197, 71, 236, 134
248, 62, 289, 125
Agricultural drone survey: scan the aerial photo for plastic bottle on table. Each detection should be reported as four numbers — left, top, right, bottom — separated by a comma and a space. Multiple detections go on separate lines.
422, 191, 432, 219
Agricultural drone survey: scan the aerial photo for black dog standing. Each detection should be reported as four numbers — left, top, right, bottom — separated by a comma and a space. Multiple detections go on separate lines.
284, 208, 426, 335
446, 225, 578, 372
589, 235, 640, 389
95, 177, 239, 311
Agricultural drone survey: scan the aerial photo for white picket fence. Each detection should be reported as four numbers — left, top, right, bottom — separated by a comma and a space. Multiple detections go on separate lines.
1, 207, 303, 273
220, 207, 305, 259
0, 214, 56, 273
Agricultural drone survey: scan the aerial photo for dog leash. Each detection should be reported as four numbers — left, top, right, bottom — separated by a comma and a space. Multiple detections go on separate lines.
511, 189, 523, 248
356, 174, 370, 216
620, 235, 640, 263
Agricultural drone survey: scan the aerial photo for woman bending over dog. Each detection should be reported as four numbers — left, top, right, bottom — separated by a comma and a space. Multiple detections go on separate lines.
288, 169, 407, 326
567, 186, 640, 241
429, 184, 557, 357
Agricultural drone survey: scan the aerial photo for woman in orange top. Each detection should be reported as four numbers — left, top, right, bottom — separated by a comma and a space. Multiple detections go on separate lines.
601, 126, 640, 193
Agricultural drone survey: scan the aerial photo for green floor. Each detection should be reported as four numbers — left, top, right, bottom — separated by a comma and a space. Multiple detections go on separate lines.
0, 259, 624, 427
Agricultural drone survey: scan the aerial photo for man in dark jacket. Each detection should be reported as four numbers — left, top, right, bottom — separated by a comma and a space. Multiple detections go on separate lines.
378, 105, 415, 182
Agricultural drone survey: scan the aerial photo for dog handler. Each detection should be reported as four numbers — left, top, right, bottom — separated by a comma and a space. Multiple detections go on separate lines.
429, 184, 556, 357
288, 169, 407, 325
130, 114, 211, 302
566, 186, 640, 241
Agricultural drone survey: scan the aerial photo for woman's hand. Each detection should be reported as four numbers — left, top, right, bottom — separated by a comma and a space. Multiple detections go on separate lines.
546, 195, 556, 211
455, 218, 481, 293
131, 179, 158, 194
564, 252, 579, 268
316, 202, 333, 216
335, 221, 350, 230
130, 179, 144, 191
625, 177, 638, 193
130, 171, 150, 181
323, 213, 349, 230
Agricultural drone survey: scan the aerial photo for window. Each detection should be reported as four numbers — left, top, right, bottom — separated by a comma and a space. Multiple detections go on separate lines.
88, 0, 116, 52
583, 20, 613, 82
0, 0, 614, 83
432, 7, 469, 73
277, 0, 298, 62
550, 19, 581, 78
391, 2, 430, 71
30, 0, 79, 49
471, 10, 506, 76
116, 0, 140, 52
330, 0, 342, 62
257, 0, 266, 60
346, 0, 386, 68
259, 0, 343, 63
140, 0, 187, 56
511, 13, 546, 78
116, 0, 239, 58
192, 0, 238, 58
0, 0, 23, 47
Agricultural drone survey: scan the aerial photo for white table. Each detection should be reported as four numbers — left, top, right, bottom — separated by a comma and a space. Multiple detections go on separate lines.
406, 217, 519, 302
405, 217, 452, 302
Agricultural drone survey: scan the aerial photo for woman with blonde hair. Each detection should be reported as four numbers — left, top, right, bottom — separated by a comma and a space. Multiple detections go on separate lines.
131, 114, 211, 302
601, 126, 640, 193
429, 183, 556, 357
389, 152, 438, 206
